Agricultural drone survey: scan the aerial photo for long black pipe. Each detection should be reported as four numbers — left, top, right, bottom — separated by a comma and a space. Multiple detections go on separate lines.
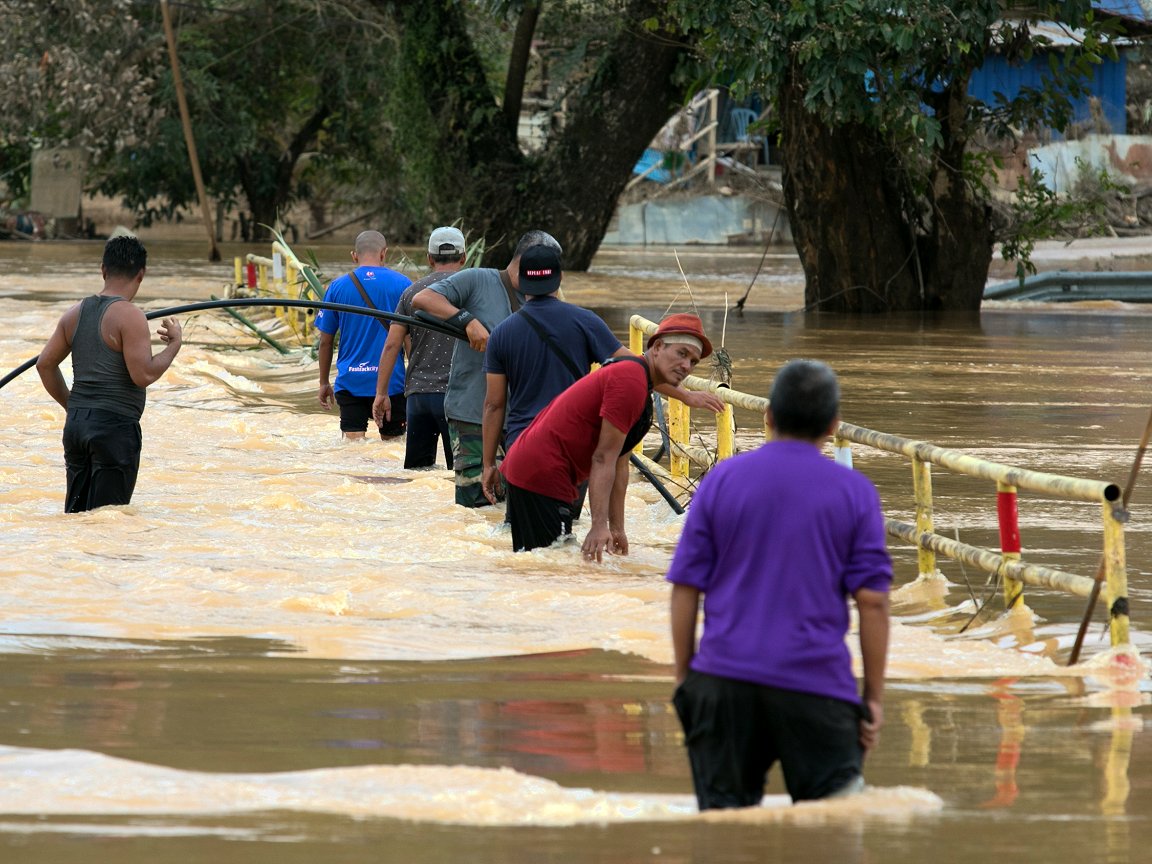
0, 297, 465, 391
628, 454, 685, 515
2, 295, 688, 513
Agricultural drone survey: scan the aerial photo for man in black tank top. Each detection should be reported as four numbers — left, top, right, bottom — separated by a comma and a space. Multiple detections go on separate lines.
36, 235, 183, 512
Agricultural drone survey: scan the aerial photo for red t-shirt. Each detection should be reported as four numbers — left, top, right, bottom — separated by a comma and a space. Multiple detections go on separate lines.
501, 360, 651, 502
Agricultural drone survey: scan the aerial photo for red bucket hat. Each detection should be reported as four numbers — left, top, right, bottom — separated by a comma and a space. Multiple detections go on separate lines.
647, 313, 713, 359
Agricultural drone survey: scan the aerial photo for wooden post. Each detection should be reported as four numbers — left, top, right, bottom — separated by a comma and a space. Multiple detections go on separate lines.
160, 0, 220, 262
707, 90, 718, 186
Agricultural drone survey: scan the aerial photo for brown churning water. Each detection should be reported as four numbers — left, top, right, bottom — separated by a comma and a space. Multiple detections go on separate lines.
0, 239, 1149, 862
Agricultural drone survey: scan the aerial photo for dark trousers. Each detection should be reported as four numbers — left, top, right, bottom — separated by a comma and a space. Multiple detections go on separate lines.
404, 392, 452, 470
62, 407, 142, 513
673, 669, 864, 808
505, 482, 572, 551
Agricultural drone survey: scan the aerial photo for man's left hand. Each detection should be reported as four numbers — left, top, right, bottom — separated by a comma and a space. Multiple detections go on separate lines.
582, 524, 627, 563
681, 390, 726, 413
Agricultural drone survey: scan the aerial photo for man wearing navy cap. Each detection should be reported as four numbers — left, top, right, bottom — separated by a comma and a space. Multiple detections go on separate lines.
479, 245, 624, 514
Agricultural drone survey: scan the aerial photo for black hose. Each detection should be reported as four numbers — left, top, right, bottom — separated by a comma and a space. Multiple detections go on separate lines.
3, 296, 690, 515
628, 454, 685, 515
0, 297, 466, 391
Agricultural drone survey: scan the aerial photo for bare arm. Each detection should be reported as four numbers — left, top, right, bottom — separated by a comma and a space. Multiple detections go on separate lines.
116, 306, 181, 388
317, 330, 336, 410
670, 583, 701, 685
372, 322, 407, 425
412, 288, 489, 352
654, 381, 725, 413
854, 586, 890, 752
581, 420, 629, 562
35, 312, 77, 409
481, 372, 507, 504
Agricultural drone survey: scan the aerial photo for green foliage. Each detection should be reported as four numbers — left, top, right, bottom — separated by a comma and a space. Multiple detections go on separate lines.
1000, 157, 1128, 281
669, 0, 1126, 302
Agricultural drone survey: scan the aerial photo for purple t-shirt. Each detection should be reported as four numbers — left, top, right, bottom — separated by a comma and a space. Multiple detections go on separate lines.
665, 439, 892, 704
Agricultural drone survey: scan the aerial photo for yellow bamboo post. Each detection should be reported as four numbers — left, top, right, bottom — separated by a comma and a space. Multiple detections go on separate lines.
233, 257, 242, 292
629, 320, 646, 454
1102, 500, 1129, 648
669, 399, 690, 480
911, 457, 936, 577
716, 395, 735, 460
286, 261, 301, 335
997, 481, 1023, 608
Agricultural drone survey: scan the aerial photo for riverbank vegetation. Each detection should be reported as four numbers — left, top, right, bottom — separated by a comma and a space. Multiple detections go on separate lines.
0, 1, 1138, 310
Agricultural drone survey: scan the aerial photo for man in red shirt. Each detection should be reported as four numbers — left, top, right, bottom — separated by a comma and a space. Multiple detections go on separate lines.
499, 314, 711, 559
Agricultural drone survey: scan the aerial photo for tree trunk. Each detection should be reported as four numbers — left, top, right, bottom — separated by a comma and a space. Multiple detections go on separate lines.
779, 64, 992, 312
525, 1, 688, 268
502, 1, 541, 137
387, 0, 688, 269
920, 75, 994, 311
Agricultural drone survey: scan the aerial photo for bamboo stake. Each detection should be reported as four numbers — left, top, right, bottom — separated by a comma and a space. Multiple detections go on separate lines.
1067, 406, 1152, 664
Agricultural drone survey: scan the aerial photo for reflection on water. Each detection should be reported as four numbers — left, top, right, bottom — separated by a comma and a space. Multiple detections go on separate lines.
1, 240, 1151, 861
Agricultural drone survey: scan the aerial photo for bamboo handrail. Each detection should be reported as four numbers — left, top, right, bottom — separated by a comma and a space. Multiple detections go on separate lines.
629, 312, 1129, 653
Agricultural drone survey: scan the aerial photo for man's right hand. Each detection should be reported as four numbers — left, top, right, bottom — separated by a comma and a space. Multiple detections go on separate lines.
372, 394, 391, 427
157, 317, 182, 347
464, 318, 489, 352
859, 699, 884, 753
481, 465, 503, 505
318, 382, 334, 410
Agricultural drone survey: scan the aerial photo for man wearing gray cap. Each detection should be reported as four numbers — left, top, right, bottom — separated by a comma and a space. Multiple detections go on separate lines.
373, 226, 467, 469
412, 229, 557, 507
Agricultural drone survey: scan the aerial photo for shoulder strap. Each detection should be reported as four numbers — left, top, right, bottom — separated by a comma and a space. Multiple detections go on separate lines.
498, 268, 522, 313
601, 354, 653, 391
518, 308, 584, 379
348, 270, 391, 334
348, 271, 377, 310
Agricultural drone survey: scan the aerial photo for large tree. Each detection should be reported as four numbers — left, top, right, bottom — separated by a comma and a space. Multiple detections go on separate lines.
373, 0, 694, 266
1, 0, 697, 263
0, 0, 159, 201
672, 1, 1121, 312
96, 0, 392, 240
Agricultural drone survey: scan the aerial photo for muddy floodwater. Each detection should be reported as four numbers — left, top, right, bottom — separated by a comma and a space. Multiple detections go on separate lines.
2, 237, 1152, 862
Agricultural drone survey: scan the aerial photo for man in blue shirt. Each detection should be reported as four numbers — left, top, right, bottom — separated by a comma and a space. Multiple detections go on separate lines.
315, 230, 412, 439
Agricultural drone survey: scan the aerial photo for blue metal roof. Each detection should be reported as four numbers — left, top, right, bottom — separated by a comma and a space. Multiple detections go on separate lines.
1094, 1, 1152, 23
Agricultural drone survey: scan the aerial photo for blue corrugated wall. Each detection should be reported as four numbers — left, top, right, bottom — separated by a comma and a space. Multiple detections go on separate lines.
969, 52, 1129, 135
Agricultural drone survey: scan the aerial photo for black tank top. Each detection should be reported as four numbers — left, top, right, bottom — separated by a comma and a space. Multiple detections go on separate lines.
69, 295, 146, 419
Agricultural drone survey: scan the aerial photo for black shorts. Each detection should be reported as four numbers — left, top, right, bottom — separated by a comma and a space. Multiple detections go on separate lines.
335, 390, 406, 437
672, 669, 865, 808
505, 482, 573, 552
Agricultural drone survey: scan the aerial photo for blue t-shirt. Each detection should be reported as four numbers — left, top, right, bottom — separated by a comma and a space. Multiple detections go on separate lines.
315, 265, 411, 397
484, 296, 622, 445
665, 439, 892, 704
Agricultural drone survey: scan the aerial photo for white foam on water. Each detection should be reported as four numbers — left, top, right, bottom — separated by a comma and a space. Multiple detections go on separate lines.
0, 745, 943, 826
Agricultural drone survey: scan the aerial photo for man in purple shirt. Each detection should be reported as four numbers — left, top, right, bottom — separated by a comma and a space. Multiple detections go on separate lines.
667, 359, 892, 809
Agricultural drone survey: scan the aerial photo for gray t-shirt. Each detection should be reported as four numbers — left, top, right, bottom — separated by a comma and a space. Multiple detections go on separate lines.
430, 268, 515, 424
395, 271, 456, 396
